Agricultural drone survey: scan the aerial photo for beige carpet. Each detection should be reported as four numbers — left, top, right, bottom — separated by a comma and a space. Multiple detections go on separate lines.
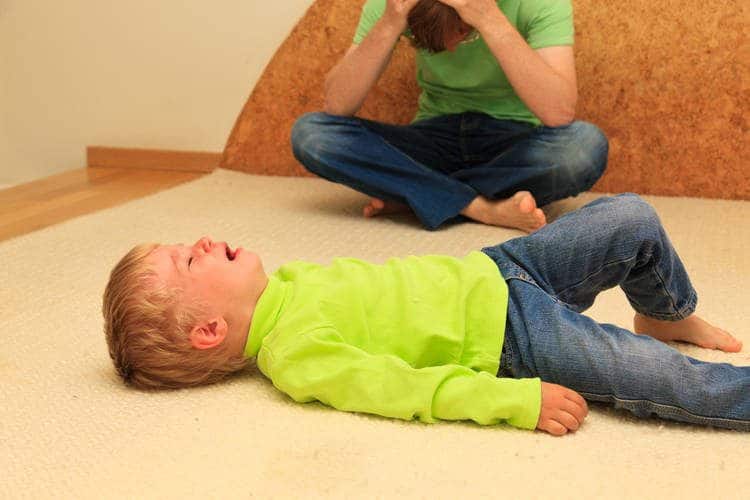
2, 169, 749, 499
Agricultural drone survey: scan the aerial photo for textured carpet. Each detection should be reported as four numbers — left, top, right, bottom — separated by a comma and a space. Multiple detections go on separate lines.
2, 169, 749, 499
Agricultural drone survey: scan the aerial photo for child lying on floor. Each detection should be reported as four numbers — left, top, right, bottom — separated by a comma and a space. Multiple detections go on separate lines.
103, 194, 748, 435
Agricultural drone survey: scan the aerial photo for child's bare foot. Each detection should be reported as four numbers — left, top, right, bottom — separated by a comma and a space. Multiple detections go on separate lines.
634, 313, 743, 352
461, 192, 546, 233
363, 198, 410, 218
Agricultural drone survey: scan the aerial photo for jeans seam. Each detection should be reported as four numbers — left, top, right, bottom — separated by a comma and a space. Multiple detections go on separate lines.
505, 276, 569, 310
578, 391, 750, 431
555, 255, 638, 308
556, 253, 694, 319
648, 258, 692, 320
562, 255, 634, 292
625, 290, 697, 321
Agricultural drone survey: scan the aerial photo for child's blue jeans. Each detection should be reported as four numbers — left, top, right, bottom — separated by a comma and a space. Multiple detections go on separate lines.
482, 194, 749, 431
291, 112, 608, 230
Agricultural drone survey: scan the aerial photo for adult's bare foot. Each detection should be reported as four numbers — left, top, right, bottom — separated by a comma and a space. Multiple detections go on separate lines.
461, 192, 546, 233
634, 313, 743, 352
363, 198, 409, 218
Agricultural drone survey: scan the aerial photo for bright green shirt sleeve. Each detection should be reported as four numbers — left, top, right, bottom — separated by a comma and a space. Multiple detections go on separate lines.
520, 0, 574, 49
262, 327, 542, 430
353, 0, 385, 44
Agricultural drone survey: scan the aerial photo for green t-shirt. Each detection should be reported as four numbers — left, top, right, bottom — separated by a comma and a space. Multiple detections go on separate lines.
245, 252, 542, 430
353, 0, 574, 124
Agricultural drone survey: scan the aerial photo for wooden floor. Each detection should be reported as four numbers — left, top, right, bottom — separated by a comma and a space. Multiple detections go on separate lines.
0, 167, 206, 242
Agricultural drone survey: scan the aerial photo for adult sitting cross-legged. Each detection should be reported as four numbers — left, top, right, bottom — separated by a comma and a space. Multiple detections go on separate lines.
292, 0, 609, 232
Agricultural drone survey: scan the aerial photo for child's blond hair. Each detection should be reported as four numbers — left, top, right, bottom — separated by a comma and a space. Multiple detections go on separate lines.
102, 244, 247, 389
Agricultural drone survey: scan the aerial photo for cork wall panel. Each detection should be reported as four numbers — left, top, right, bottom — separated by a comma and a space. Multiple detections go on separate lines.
574, 0, 749, 199
222, 0, 749, 199
222, 0, 418, 177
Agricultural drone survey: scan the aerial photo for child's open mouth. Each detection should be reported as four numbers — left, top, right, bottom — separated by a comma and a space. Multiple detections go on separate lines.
226, 244, 237, 261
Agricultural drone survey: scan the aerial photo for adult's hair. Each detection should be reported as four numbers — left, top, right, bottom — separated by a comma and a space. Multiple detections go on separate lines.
407, 0, 463, 53
102, 243, 247, 389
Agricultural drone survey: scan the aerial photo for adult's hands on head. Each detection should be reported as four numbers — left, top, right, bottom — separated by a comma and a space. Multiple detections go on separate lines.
436, 0, 504, 33
383, 0, 423, 32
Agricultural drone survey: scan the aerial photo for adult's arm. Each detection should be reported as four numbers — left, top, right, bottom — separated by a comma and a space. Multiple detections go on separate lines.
324, 0, 420, 116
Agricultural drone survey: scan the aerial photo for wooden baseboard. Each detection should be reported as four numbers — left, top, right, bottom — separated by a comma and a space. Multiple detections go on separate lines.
87, 146, 221, 173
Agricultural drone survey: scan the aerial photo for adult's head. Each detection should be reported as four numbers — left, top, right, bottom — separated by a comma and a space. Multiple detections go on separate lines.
407, 0, 477, 52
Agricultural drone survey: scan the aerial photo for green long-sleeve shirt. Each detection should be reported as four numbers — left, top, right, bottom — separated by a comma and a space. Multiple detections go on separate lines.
244, 251, 542, 430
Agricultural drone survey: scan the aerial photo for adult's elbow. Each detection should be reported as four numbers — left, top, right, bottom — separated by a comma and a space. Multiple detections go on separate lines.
323, 98, 356, 117
323, 80, 357, 116
541, 113, 575, 128
539, 103, 576, 127
323, 89, 359, 116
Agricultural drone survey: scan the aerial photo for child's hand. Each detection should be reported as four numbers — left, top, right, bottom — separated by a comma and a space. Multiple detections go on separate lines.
537, 382, 588, 436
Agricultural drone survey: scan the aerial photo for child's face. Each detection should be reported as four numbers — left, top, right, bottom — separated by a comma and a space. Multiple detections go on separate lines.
148, 236, 268, 340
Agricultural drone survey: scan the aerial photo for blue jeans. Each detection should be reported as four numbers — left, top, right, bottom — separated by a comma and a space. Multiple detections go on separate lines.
291, 112, 608, 230
482, 194, 750, 431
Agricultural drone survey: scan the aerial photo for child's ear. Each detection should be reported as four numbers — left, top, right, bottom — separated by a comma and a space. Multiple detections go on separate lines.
189, 317, 229, 350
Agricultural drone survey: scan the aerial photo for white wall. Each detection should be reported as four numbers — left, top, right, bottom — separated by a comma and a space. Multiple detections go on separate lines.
0, 0, 315, 187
